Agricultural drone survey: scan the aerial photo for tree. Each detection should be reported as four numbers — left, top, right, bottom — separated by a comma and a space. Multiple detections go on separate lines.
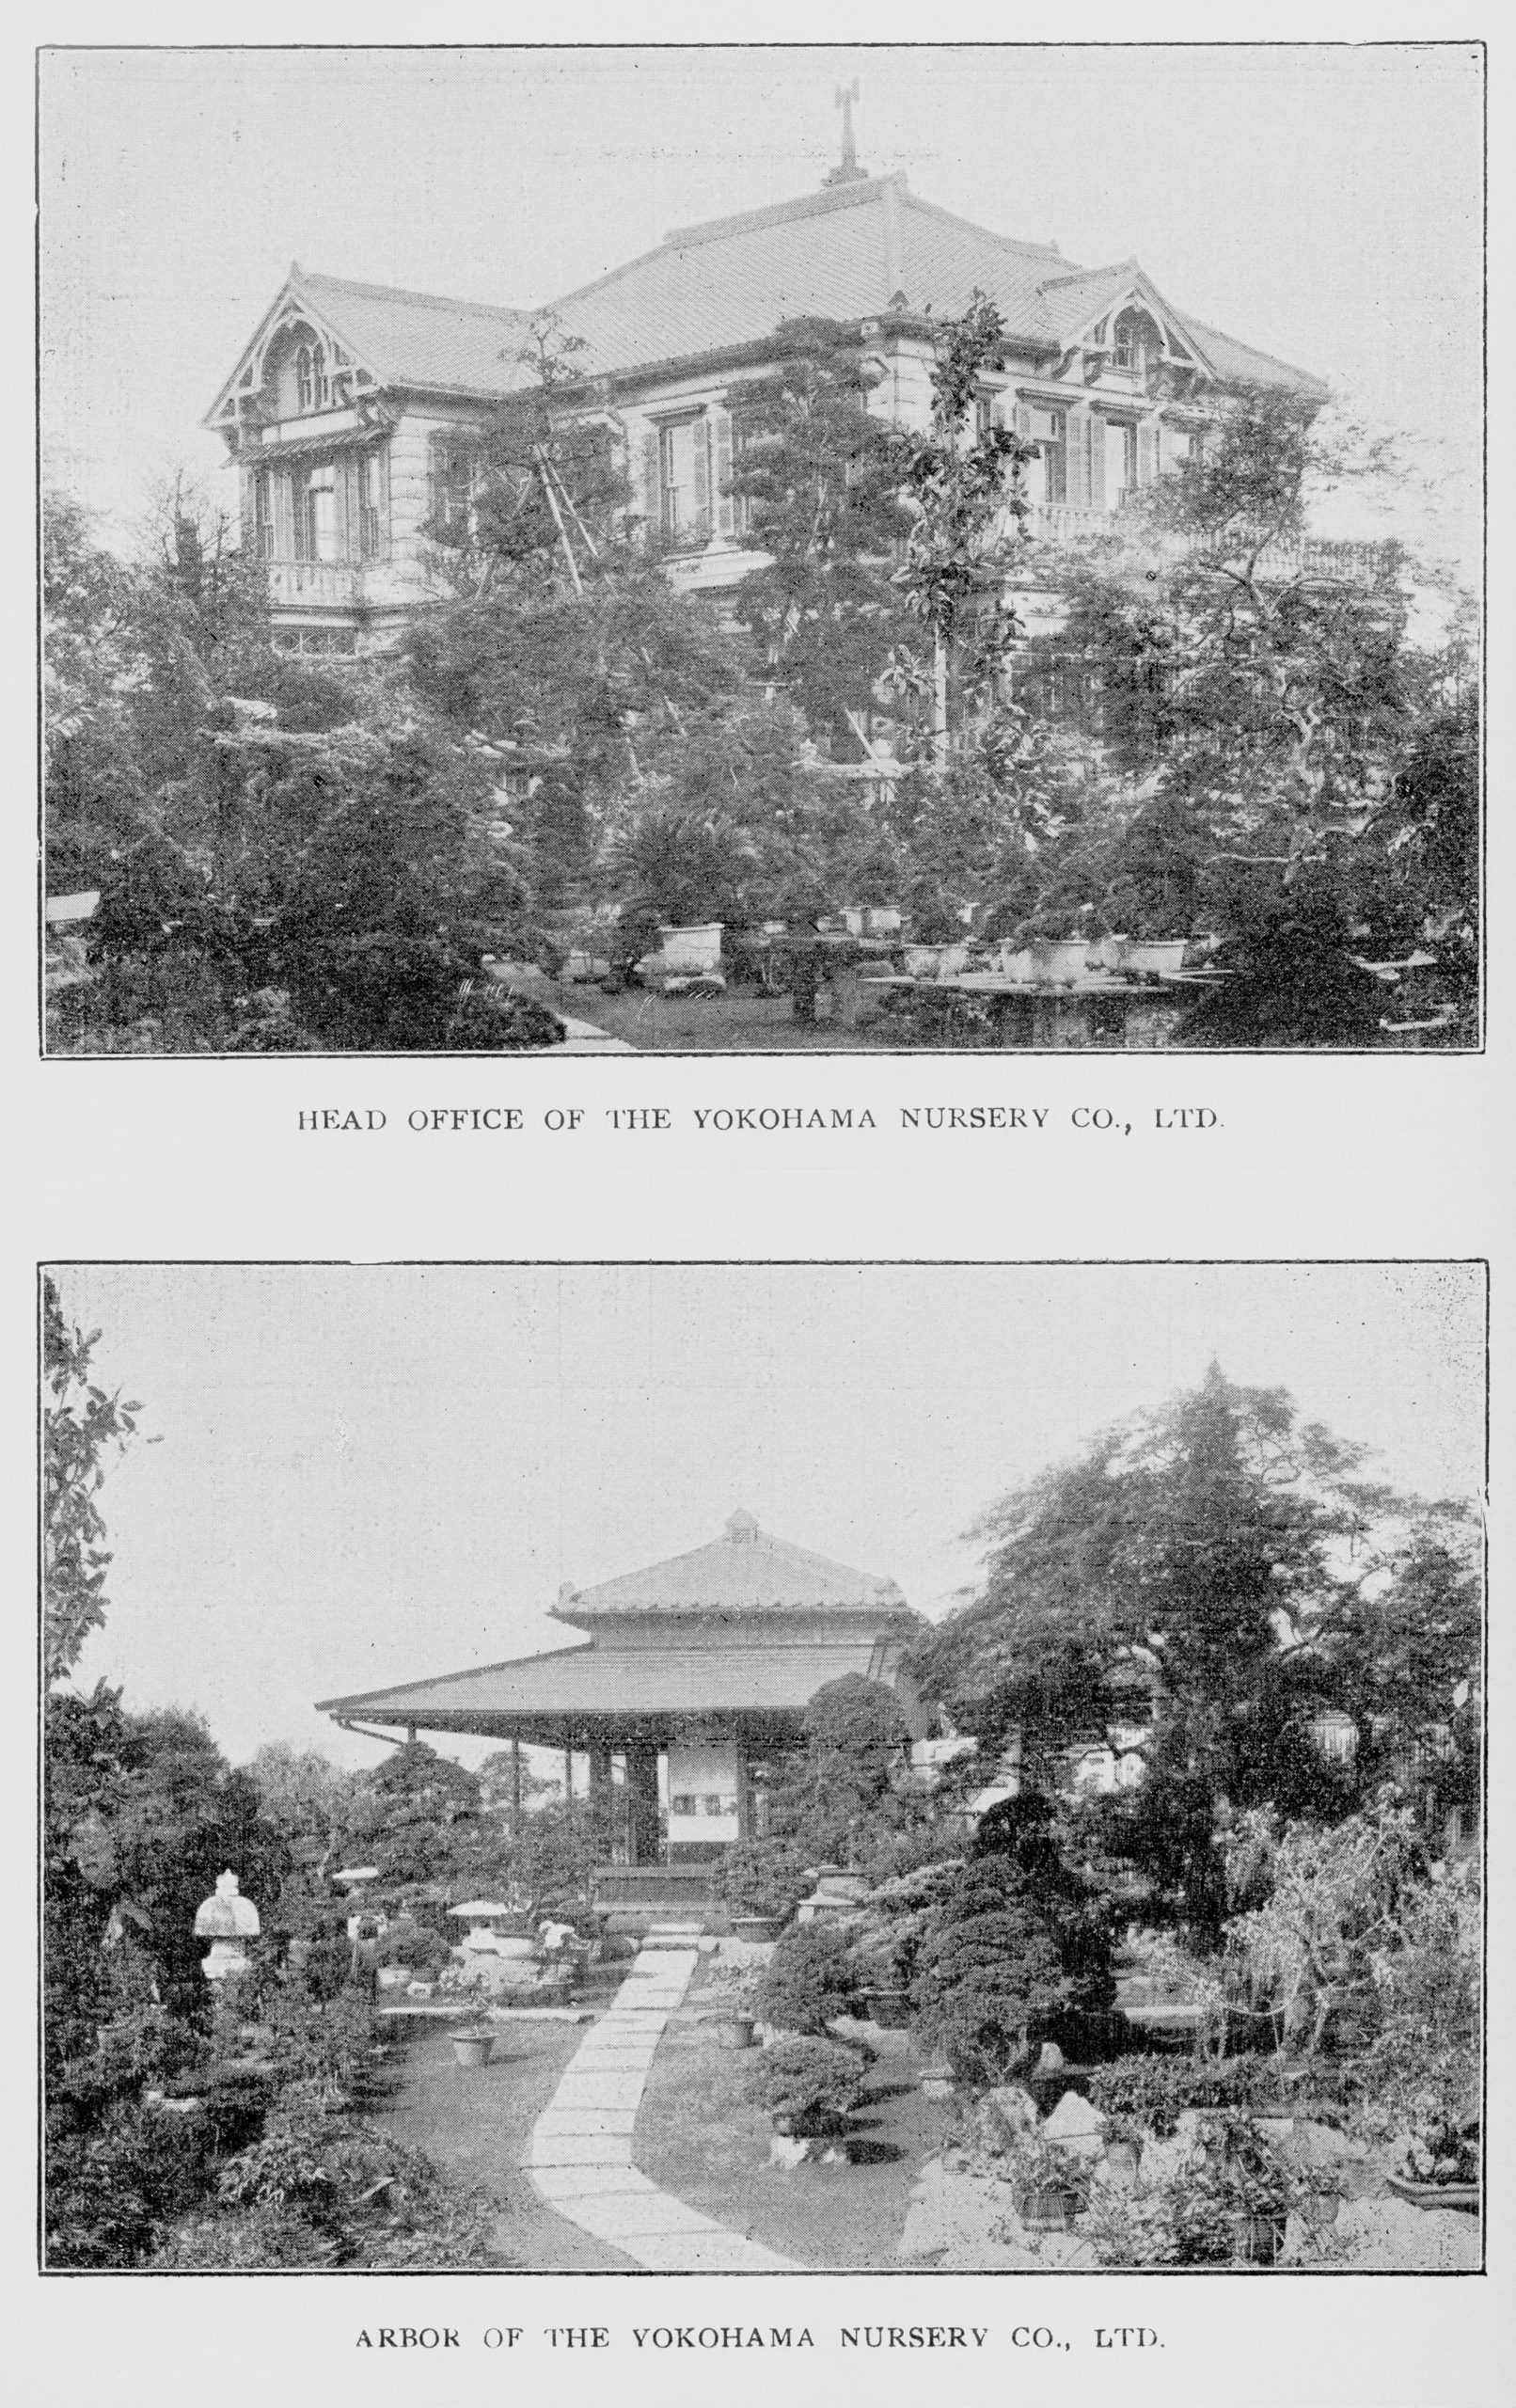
726, 319, 906, 752
888, 292, 1034, 766
910, 1364, 1478, 1937
43, 1275, 148, 1683
765, 1673, 913, 1867
1013, 388, 1479, 1045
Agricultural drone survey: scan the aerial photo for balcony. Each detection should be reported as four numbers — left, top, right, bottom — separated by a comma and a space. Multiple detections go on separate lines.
267, 559, 366, 611
1021, 503, 1395, 586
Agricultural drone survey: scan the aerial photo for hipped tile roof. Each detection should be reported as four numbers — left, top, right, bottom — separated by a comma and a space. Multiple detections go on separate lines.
554, 1510, 910, 1621
229, 170, 1322, 417
317, 1635, 897, 1730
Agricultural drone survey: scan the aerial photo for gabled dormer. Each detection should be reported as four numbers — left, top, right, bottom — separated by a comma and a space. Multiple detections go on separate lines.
204, 266, 390, 452
1037, 261, 1216, 399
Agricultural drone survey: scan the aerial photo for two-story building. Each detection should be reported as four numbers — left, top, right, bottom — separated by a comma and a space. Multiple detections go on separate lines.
206, 130, 1326, 655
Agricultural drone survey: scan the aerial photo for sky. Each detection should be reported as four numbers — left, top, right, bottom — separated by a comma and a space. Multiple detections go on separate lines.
39, 43, 1483, 579
47, 1261, 1486, 1776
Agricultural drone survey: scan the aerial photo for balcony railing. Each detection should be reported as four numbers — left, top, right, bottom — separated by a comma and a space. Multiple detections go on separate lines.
268, 560, 365, 609
1022, 503, 1394, 586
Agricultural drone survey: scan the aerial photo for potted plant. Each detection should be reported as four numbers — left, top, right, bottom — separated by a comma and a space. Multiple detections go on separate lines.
1296, 2167, 1344, 2229
713, 2009, 758, 2051
1015, 2140, 1085, 2234
450, 2022, 495, 2068
1013, 912, 1090, 985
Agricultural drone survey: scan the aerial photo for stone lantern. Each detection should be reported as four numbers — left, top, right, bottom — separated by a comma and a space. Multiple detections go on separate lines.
194, 1869, 260, 1981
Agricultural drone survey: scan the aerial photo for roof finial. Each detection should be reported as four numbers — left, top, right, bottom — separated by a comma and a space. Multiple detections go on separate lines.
824, 78, 866, 187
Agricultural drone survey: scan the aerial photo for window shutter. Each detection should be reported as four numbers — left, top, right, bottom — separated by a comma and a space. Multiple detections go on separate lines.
692, 413, 710, 540
340, 454, 360, 561
1087, 414, 1106, 511
715, 405, 734, 539
641, 425, 660, 534
1137, 418, 1157, 488
1015, 403, 1032, 439
375, 442, 390, 559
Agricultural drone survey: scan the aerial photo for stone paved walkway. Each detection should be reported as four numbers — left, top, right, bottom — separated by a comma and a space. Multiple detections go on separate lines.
528, 1945, 799, 2272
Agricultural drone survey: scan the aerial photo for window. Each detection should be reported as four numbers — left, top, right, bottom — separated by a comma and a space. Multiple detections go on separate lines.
357, 450, 385, 560
671, 1794, 698, 1817
654, 413, 710, 547
428, 435, 471, 543
973, 391, 995, 445
659, 424, 682, 540
310, 343, 329, 409
295, 463, 338, 562
1027, 406, 1066, 506
295, 345, 313, 412
252, 471, 275, 560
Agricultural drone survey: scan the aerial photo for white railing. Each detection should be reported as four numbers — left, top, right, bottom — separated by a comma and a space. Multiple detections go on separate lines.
268, 560, 364, 608
1021, 504, 1394, 586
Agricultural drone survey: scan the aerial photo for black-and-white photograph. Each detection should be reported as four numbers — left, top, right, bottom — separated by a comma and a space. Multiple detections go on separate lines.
42, 1261, 1484, 2275
41, 44, 1481, 1056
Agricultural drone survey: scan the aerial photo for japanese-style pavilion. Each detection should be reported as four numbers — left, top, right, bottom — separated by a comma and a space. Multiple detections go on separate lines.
316, 1510, 926, 1883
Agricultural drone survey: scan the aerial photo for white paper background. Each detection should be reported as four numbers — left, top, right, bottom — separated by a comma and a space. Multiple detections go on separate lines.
8, 6, 1509, 2403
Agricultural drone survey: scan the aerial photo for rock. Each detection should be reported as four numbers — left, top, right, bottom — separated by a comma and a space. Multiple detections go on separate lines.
1043, 2091, 1109, 2158
987, 2083, 1041, 2139
897, 2157, 1022, 2261
1035, 2040, 1065, 2071
769, 2135, 815, 2170
1139, 2131, 1203, 2186
1334, 2196, 1480, 2272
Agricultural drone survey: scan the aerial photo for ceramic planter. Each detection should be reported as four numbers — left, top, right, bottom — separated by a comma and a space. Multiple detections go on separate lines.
1021, 2187, 1079, 2234
1125, 938, 1188, 979
998, 947, 1035, 983
1089, 934, 1130, 972
715, 2014, 757, 2051
1031, 938, 1090, 984
450, 2029, 495, 2068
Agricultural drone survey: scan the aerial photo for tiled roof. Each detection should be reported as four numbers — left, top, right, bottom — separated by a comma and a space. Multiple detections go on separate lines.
552, 173, 1065, 376
228, 173, 1323, 414
316, 1634, 895, 1732
554, 1510, 910, 1621
290, 268, 536, 399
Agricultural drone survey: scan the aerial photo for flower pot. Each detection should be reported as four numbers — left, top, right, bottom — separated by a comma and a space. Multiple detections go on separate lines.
1299, 2191, 1341, 2228
1089, 934, 1129, 972
1125, 938, 1188, 980
376, 1965, 414, 1991
1230, 2210, 1287, 2264
1021, 2187, 1079, 2234
998, 947, 1035, 983
1031, 938, 1090, 985
450, 2029, 495, 2068
715, 2014, 757, 2051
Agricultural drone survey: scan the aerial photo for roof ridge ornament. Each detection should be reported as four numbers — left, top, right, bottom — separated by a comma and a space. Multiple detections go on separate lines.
725, 1508, 760, 1543
824, 78, 867, 188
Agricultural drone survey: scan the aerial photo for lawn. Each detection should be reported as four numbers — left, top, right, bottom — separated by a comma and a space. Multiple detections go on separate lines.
559, 973, 897, 1053
376, 2016, 637, 2272
635, 1996, 948, 2270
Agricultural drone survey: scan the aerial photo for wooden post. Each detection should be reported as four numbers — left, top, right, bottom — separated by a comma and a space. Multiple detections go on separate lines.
589, 1739, 613, 1858
626, 1741, 660, 1867
734, 1729, 750, 1844
510, 1737, 522, 1836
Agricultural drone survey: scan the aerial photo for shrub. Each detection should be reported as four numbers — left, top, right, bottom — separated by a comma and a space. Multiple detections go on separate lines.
745, 2036, 869, 2131
910, 1857, 1072, 2083
755, 1924, 862, 2035
715, 1838, 809, 1923
1084, 2053, 1293, 2135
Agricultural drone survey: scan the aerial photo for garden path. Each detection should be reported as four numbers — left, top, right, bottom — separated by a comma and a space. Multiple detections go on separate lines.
528, 1945, 801, 2271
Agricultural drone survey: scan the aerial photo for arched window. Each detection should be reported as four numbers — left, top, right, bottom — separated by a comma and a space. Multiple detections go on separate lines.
311, 342, 329, 409
295, 345, 313, 412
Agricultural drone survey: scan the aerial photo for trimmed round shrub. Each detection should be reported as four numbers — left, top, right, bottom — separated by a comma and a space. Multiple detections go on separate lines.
745, 2036, 869, 2132
754, 1923, 862, 2036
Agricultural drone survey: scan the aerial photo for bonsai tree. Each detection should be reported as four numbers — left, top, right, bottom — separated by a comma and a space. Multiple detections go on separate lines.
910, 1854, 1073, 2083
754, 1923, 863, 2036
744, 2035, 869, 2133
715, 1837, 808, 1925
